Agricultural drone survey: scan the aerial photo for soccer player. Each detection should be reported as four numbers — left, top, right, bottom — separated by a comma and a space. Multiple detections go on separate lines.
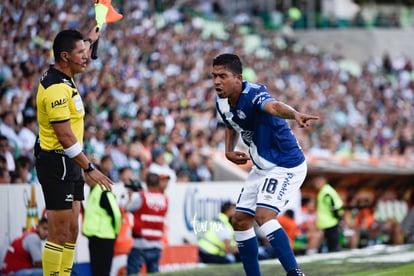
212, 53, 318, 276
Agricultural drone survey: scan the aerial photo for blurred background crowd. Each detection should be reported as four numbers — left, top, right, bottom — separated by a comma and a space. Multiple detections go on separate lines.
1, 0, 414, 186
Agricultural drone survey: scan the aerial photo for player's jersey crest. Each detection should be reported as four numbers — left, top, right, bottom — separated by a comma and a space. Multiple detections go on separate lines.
237, 110, 246, 119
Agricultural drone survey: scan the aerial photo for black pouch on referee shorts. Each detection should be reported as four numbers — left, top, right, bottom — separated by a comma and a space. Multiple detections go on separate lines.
34, 135, 41, 158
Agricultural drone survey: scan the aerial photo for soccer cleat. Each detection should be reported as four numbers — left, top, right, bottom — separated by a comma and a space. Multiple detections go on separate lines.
287, 268, 304, 276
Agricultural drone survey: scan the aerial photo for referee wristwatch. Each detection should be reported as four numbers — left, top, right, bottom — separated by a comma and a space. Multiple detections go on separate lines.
84, 162, 96, 173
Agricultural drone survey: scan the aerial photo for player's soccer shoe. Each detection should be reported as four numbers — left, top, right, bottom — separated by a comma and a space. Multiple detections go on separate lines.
287, 268, 304, 276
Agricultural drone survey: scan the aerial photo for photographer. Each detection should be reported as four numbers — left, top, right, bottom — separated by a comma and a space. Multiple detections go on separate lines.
119, 167, 143, 192
125, 173, 168, 274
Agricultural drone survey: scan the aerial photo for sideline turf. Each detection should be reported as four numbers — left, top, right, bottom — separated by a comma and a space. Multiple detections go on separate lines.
342, 262, 414, 276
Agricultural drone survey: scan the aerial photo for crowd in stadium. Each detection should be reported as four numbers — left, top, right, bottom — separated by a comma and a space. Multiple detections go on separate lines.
1, 0, 414, 186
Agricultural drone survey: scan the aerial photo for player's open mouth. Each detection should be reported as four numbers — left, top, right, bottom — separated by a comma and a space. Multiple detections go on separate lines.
215, 87, 223, 93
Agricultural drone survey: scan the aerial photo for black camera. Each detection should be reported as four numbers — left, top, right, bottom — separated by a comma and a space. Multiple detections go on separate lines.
124, 179, 142, 192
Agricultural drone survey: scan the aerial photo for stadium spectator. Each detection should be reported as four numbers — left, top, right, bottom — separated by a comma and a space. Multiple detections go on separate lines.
17, 115, 37, 159
179, 150, 204, 182
109, 137, 130, 181
198, 201, 239, 264
0, 110, 22, 153
0, 135, 15, 172
348, 197, 376, 248
136, 131, 156, 168
12, 155, 35, 184
0, 166, 11, 184
125, 138, 144, 177
99, 154, 117, 181
401, 191, 414, 243
1, 217, 48, 275
298, 196, 323, 255
372, 190, 405, 245
148, 147, 176, 184
0, 155, 7, 170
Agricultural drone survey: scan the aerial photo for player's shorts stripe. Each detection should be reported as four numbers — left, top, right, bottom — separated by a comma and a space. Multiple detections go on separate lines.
257, 203, 280, 213
236, 207, 255, 216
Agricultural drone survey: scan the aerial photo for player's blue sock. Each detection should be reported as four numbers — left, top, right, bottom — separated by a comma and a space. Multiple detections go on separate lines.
261, 220, 299, 273
235, 228, 261, 276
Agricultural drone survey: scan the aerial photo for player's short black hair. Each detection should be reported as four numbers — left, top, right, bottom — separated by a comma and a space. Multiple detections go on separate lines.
53, 29, 83, 62
213, 53, 243, 75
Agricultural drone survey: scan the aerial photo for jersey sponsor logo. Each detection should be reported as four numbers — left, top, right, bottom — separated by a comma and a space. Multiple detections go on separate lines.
277, 173, 294, 200
51, 98, 68, 108
71, 90, 78, 98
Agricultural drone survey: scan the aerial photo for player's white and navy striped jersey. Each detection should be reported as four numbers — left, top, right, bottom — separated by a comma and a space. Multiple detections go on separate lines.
216, 81, 305, 170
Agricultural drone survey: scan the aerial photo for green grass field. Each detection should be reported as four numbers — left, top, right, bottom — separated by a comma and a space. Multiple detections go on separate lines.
152, 245, 414, 276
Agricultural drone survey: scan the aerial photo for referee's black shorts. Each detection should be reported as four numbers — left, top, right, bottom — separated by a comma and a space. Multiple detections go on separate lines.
35, 150, 84, 210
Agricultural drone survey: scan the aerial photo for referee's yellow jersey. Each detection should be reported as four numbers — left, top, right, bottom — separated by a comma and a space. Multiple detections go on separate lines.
36, 67, 85, 151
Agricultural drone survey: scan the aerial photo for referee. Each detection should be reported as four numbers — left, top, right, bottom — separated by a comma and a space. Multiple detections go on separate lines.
35, 26, 112, 276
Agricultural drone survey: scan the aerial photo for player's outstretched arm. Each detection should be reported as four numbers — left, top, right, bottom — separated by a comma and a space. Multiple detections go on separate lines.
264, 100, 319, 128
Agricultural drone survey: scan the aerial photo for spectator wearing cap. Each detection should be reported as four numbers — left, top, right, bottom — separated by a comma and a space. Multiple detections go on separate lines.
148, 147, 176, 184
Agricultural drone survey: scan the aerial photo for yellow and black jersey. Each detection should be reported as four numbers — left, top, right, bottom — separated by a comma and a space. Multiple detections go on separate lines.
36, 67, 85, 150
